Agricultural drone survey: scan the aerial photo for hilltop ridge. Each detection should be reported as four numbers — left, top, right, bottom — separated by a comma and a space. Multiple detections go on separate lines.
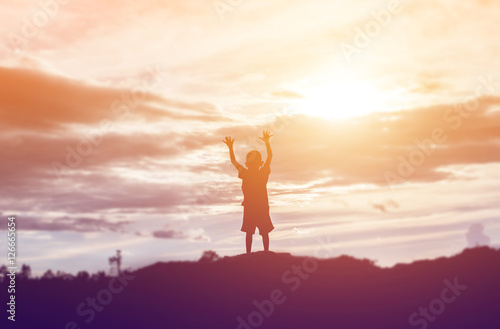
7, 247, 500, 329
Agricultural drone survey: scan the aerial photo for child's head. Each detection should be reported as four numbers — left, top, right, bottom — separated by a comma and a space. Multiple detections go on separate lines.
245, 150, 263, 169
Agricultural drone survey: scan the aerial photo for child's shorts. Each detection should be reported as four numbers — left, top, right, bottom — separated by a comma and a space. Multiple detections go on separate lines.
241, 205, 274, 235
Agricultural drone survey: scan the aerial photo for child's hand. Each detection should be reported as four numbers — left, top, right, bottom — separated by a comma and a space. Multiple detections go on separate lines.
223, 136, 234, 148
259, 130, 273, 143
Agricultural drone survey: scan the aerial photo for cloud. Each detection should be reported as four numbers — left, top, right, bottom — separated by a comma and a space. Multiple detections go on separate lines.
0, 67, 234, 221
269, 90, 304, 99
466, 223, 491, 247
7, 91, 494, 227
371, 200, 399, 213
208, 96, 500, 187
14, 216, 131, 233
293, 227, 314, 235
0, 170, 216, 214
153, 229, 189, 239
152, 228, 210, 242
0, 67, 226, 133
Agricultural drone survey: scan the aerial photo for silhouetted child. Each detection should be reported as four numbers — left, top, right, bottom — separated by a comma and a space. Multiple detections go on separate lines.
223, 130, 274, 253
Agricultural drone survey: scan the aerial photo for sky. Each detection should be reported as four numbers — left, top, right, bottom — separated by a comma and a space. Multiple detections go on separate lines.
1, 0, 500, 275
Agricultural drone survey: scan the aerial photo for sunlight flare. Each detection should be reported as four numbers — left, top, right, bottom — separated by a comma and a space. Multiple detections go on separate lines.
295, 76, 387, 119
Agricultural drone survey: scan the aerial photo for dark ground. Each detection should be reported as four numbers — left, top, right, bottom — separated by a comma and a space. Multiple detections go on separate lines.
2, 247, 499, 329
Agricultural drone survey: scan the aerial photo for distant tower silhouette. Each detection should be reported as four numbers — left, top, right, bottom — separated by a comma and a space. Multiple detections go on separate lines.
109, 250, 122, 276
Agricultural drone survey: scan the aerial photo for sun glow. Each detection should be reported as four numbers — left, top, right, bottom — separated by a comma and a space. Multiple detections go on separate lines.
295, 76, 388, 119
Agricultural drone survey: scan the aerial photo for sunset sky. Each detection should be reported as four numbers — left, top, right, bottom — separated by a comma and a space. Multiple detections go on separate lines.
1, 0, 500, 275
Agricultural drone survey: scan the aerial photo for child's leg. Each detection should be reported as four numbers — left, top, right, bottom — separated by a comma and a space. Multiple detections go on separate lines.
262, 232, 269, 251
246, 232, 253, 254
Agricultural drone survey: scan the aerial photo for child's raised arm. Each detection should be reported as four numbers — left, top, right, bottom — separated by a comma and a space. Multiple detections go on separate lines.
259, 130, 273, 168
223, 136, 243, 169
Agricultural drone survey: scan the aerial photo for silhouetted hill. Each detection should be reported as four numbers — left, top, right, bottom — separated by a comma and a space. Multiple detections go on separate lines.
5, 247, 500, 328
